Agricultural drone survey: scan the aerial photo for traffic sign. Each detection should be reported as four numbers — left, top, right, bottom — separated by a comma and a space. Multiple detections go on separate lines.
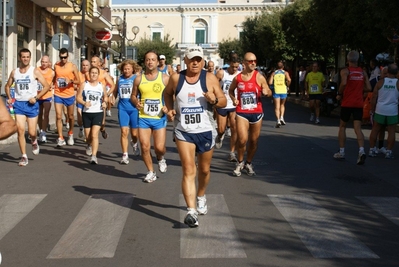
95, 30, 112, 41
51, 33, 71, 50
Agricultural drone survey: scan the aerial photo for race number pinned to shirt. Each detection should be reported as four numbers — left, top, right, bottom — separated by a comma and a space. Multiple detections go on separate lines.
57, 78, 68, 89
240, 92, 257, 110
16, 79, 31, 95
119, 84, 131, 99
180, 106, 204, 130
86, 91, 102, 107
144, 99, 161, 117
310, 84, 319, 93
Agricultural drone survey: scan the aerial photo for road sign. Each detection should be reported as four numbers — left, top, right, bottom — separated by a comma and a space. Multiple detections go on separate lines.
51, 33, 71, 50
95, 31, 112, 41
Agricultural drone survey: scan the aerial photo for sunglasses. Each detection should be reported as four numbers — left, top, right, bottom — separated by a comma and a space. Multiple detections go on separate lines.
60, 56, 68, 59
246, 59, 257, 64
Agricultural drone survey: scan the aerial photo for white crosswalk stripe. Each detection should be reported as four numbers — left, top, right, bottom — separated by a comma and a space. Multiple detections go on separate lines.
180, 194, 247, 258
47, 194, 134, 259
357, 197, 399, 227
0, 194, 47, 240
268, 195, 379, 259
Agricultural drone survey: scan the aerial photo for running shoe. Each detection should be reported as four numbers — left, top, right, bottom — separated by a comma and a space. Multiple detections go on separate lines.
86, 145, 92, 156
18, 156, 28, 167
215, 133, 225, 149
57, 137, 66, 147
357, 152, 366, 165
39, 131, 47, 143
197, 195, 208, 215
225, 128, 231, 137
368, 148, 377, 157
228, 152, 237, 162
158, 158, 167, 173
32, 141, 40, 155
385, 150, 394, 159
90, 155, 98, 165
233, 161, 244, 176
315, 118, 320, 124
244, 162, 256, 176
184, 209, 199, 228
275, 122, 281, 128
66, 122, 70, 130
310, 113, 315, 122
106, 110, 112, 117
131, 141, 140, 156
67, 134, 74, 146
143, 171, 157, 183
120, 154, 129, 165
333, 151, 345, 160
378, 147, 387, 155
280, 118, 286, 125
78, 127, 84, 138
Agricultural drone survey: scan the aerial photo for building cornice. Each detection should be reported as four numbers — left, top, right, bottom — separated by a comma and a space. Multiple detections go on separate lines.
112, 3, 285, 13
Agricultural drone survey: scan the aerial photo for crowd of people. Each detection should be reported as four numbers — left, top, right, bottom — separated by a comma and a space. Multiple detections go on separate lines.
1, 47, 398, 228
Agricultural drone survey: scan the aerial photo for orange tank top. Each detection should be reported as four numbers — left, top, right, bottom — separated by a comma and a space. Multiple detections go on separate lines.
37, 67, 54, 100
54, 62, 76, 98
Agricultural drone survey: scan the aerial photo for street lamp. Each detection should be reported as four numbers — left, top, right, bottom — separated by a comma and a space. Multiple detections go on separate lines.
71, 0, 109, 62
114, 10, 140, 60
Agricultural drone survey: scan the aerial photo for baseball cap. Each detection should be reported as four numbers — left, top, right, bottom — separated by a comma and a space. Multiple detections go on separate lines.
159, 55, 166, 60
185, 46, 203, 59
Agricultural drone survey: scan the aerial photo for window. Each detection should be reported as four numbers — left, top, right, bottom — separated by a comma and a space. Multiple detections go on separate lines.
193, 19, 207, 45
17, 25, 29, 51
195, 30, 205, 44
149, 22, 164, 41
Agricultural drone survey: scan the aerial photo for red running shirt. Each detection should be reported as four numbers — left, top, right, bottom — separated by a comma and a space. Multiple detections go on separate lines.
341, 67, 365, 108
235, 71, 263, 113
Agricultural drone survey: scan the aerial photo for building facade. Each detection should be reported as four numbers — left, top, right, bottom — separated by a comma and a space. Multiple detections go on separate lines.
111, 0, 289, 68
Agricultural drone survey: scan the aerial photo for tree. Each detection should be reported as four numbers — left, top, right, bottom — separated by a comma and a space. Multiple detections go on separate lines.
218, 38, 243, 63
134, 34, 176, 66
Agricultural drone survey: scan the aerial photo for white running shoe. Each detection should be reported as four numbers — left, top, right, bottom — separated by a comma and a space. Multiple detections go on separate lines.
280, 118, 286, 125
228, 152, 237, 162
378, 147, 387, 155
357, 152, 366, 165
32, 141, 40, 155
39, 131, 47, 143
18, 156, 28, 167
225, 128, 231, 137
131, 141, 140, 156
78, 128, 84, 138
233, 161, 244, 176
197, 195, 208, 215
67, 134, 74, 146
106, 110, 111, 117
244, 162, 256, 176
310, 113, 315, 122
90, 155, 98, 165
385, 150, 394, 159
215, 133, 225, 149
120, 154, 129, 165
315, 118, 320, 124
333, 151, 345, 159
158, 158, 167, 173
86, 145, 92, 156
184, 209, 199, 228
143, 171, 157, 183
66, 122, 70, 130
57, 137, 66, 147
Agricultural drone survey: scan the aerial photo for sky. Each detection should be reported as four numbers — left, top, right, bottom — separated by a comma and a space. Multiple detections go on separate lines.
112, 0, 217, 4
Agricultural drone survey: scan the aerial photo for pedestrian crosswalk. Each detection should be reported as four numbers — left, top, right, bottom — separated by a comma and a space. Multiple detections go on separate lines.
0, 194, 397, 260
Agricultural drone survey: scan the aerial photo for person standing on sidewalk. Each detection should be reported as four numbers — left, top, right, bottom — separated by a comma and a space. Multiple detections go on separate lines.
164, 46, 226, 227
53, 48, 80, 147
368, 63, 399, 159
131, 50, 169, 183
4, 48, 50, 166
229, 52, 272, 176
37, 55, 55, 143
76, 66, 109, 164
305, 62, 325, 124
268, 60, 291, 128
333, 50, 372, 165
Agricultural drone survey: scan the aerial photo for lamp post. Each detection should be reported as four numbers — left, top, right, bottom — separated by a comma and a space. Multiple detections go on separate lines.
71, 0, 109, 64
115, 10, 140, 60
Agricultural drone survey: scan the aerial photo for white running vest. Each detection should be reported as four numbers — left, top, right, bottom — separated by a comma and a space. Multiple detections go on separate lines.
82, 81, 104, 113
14, 66, 37, 101
220, 69, 240, 109
376, 77, 399, 116
175, 79, 214, 133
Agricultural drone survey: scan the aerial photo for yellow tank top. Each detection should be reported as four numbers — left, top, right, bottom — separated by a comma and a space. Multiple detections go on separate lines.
273, 69, 287, 94
138, 72, 165, 119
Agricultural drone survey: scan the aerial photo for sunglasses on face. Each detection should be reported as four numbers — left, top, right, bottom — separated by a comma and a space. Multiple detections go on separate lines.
246, 60, 257, 64
60, 56, 68, 59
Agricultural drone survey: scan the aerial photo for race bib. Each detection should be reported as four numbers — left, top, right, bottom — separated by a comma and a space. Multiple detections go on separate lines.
223, 81, 234, 106
310, 84, 319, 93
119, 84, 131, 99
144, 99, 161, 117
57, 78, 68, 89
87, 92, 101, 107
240, 92, 257, 110
180, 106, 204, 130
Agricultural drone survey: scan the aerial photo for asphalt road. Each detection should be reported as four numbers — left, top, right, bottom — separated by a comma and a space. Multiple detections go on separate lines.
1, 98, 399, 267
